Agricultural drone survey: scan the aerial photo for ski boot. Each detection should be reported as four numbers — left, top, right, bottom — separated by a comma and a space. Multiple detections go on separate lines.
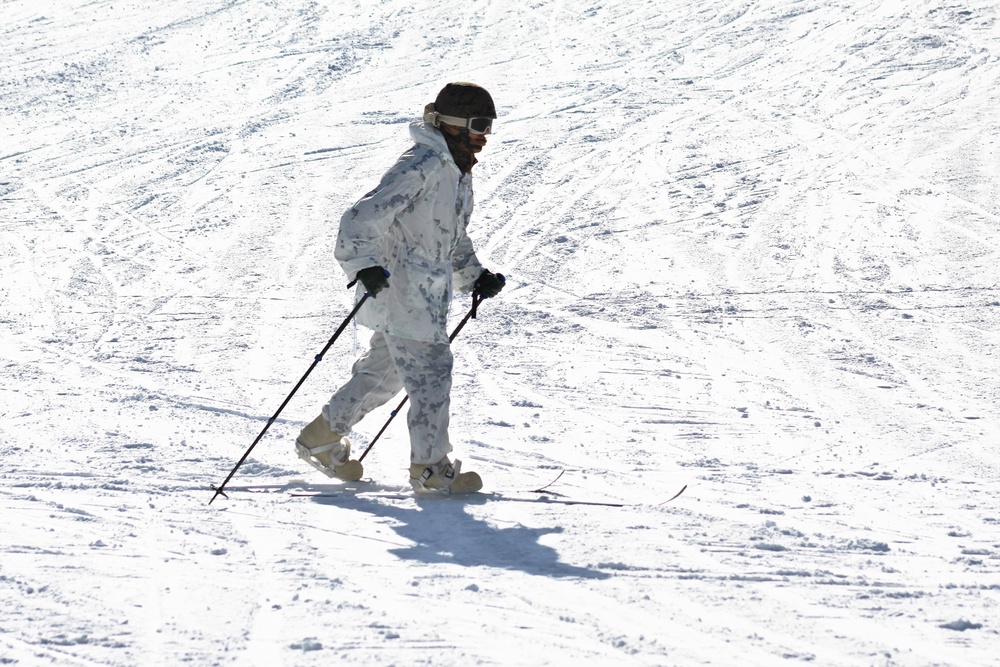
295, 415, 363, 481
409, 456, 482, 494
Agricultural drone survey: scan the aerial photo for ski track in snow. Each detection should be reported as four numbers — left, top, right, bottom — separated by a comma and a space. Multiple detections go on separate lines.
2, 1, 999, 665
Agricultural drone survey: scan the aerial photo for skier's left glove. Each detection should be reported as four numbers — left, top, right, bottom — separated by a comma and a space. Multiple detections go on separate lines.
356, 266, 390, 297
475, 269, 506, 298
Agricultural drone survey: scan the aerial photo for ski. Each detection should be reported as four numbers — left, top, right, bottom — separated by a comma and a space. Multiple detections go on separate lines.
210, 475, 687, 508
290, 484, 687, 507
290, 490, 629, 507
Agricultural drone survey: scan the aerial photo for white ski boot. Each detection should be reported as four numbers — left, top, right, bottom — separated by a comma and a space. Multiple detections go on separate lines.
295, 415, 363, 481
409, 456, 482, 494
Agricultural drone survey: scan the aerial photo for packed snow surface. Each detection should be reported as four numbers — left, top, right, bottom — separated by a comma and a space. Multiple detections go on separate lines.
2, 1, 999, 665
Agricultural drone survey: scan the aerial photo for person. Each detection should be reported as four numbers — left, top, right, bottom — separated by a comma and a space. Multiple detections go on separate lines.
294, 82, 506, 494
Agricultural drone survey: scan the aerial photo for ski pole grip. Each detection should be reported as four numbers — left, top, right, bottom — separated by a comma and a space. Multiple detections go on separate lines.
346, 268, 390, 290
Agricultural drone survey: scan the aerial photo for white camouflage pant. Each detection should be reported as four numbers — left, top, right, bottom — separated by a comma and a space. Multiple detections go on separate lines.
322, 332, 453, 465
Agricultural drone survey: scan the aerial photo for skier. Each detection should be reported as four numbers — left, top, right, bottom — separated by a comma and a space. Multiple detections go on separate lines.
295, 82, 505, 494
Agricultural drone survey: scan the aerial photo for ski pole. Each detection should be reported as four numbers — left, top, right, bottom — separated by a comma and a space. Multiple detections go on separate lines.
358, 290, 488, 463
210, 288, 371, 504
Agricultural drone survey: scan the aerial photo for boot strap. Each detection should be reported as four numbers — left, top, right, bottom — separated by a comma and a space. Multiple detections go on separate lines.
306, 440, 349, 464
413, 458, 461, 490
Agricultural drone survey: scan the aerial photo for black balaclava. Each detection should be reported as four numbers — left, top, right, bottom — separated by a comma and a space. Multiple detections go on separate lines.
442, 129, 477, 174
433, 82, 496, 174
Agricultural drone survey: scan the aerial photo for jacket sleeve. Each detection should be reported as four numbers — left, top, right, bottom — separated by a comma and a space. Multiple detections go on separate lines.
335, 155, 428, 279
451, 228, 483, 293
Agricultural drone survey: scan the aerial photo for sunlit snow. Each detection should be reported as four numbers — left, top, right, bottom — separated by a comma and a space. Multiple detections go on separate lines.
2, 1, 999, 665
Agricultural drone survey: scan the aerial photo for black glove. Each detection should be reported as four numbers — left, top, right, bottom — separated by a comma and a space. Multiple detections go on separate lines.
356, 266, 390, 297
474, 269, 506, 298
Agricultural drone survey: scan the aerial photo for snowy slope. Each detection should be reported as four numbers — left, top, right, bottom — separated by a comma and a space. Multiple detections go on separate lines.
2, 0, 999, 665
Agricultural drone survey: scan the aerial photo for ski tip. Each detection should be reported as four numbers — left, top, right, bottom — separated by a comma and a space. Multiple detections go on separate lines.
658, 484, 687, 505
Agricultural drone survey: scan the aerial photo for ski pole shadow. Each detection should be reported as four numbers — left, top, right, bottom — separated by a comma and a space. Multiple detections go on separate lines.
311, 493, 611, 579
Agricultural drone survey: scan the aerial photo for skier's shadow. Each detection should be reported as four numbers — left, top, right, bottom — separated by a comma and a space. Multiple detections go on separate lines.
312, 492, 610, 579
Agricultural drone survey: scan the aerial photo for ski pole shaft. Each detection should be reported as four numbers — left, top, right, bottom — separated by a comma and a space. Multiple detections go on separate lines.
358, 394, 408, 463
358, 293, 485, 463
209, 292, 370, 504
448, 293, 485, 343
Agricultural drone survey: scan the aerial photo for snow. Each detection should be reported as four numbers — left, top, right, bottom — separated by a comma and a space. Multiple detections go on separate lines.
2, 0, 999, 665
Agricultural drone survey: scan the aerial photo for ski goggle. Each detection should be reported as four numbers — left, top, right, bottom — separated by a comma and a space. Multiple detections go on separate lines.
423, 104, 494, 135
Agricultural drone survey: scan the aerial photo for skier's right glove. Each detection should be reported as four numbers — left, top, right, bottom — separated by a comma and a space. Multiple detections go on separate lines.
356, 266, 390, 297
475, 269, 506, 298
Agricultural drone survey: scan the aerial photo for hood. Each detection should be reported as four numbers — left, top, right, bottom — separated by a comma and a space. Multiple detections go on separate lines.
409, 121, 480, 173
409, 121, 456, 166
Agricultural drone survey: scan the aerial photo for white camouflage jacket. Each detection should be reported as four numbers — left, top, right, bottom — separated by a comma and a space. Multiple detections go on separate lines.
335, 121, 484, 344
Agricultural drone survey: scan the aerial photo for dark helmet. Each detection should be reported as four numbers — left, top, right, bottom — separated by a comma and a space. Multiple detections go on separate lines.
434, 82, 496, 119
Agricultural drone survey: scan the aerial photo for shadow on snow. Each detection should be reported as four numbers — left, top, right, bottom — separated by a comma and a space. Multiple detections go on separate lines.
310, 492, 611, 580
